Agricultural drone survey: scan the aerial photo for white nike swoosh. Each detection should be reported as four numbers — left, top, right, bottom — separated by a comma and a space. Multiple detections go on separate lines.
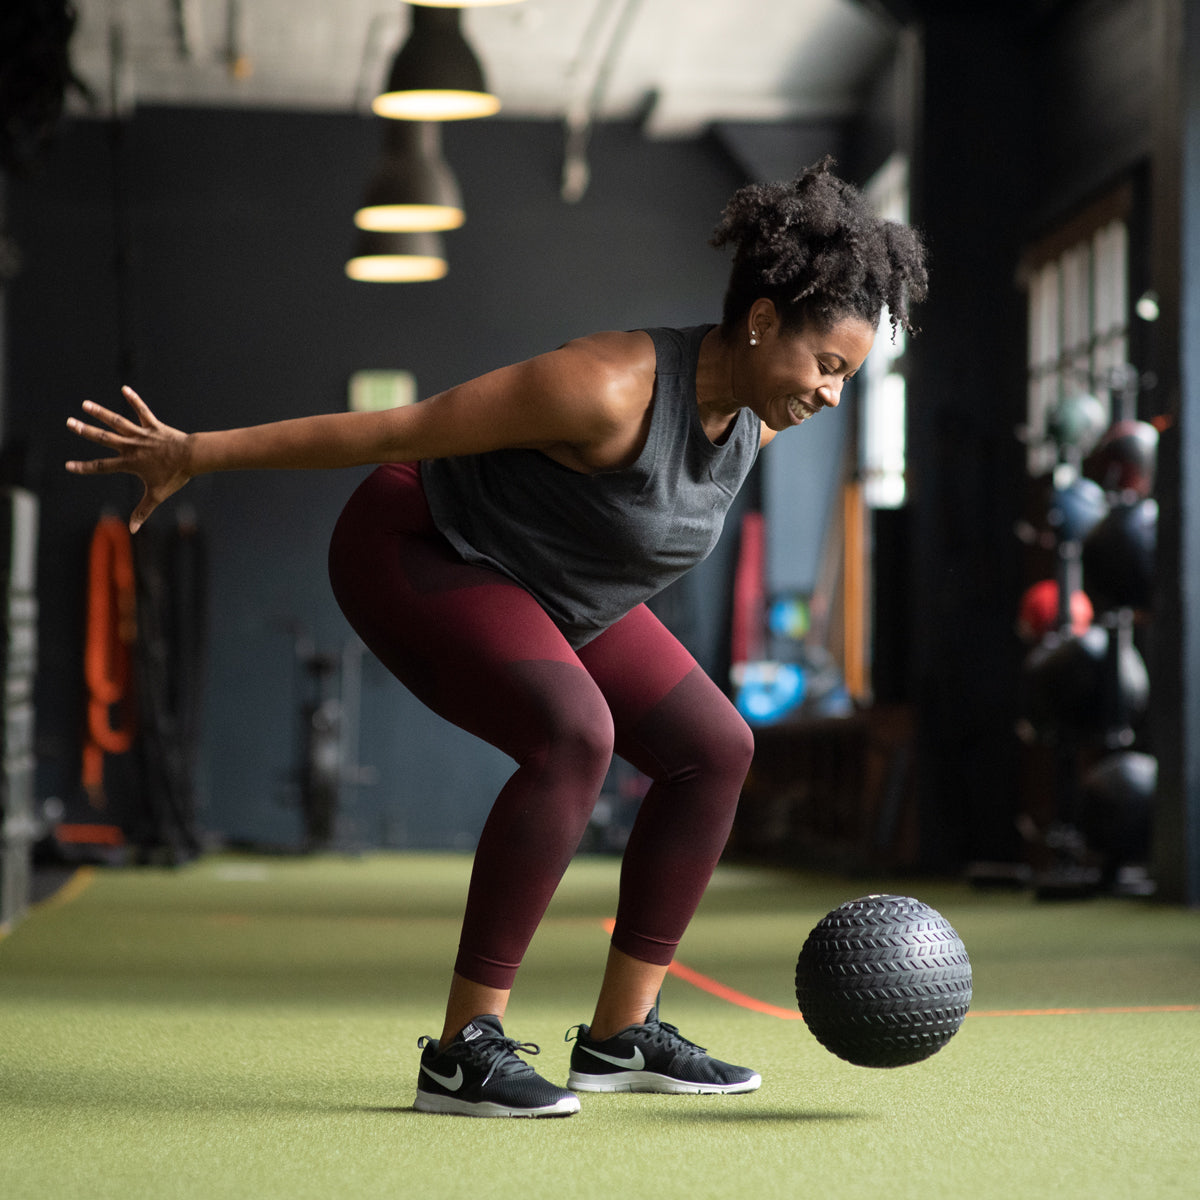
421, 1063, 465, 1091
583, 1045, 646, 1070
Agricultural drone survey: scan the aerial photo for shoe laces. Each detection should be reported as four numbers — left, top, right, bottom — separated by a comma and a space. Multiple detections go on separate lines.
486, 1035, 540, 1071
643, 1016, 707, 1058
475, 1036, 542, 1086
565, 1015, 709, 1058
422, 1031, 543, 1086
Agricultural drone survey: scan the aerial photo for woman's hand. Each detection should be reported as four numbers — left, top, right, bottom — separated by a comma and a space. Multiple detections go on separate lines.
66, 386, 192, 533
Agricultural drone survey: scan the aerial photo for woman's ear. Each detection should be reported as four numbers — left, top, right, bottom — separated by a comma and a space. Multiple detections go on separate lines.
748, 298, 779, 344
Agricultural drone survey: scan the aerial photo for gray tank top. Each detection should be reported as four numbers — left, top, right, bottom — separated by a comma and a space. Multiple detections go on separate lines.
419, 325, 760, 648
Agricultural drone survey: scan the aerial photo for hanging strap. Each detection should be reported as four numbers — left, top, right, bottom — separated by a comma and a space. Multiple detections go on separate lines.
730, 509, 766, 670
82, 514, 138, 803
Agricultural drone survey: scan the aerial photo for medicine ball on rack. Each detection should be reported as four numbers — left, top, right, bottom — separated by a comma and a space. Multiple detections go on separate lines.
1085, 419, 1159, 497
1045, 391, 1109, 458
1081, 498, 1157, 613
1020, 626, 1149, 744
1017, 579, 1093, 642
1079, 751, 1156, 886
1080, 751, 1155, 855
1048, 475, 1108, 544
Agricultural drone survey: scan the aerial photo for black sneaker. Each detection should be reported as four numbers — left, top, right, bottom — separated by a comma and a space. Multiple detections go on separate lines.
414, 1014, 580, 1118
566, 1005, 761, 1094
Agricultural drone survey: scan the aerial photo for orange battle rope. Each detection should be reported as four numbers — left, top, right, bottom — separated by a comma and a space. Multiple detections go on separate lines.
82, 514, 138, 804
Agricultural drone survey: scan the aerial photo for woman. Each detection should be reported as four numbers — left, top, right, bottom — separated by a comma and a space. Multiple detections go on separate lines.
67, 158, 927, 1118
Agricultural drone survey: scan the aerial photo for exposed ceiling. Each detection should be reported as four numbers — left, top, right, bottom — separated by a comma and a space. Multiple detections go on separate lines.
66, 0, 900, 138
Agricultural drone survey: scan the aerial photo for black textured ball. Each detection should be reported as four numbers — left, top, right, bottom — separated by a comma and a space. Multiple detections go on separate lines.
794, 894, 972, 1068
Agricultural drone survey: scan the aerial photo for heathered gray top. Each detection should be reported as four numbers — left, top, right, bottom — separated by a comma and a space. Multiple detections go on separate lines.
419, 325, 761, 648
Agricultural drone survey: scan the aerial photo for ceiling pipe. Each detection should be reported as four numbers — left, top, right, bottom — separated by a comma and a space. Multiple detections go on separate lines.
561, 0, 643, 203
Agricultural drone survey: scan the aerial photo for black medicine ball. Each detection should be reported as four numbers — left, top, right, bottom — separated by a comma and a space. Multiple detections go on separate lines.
795, 894, 972, 1068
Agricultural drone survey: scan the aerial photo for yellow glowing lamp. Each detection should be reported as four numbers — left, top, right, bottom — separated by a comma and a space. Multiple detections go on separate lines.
354, 121, 464, 232
345, 230, 448, 283
374, 6, 500, 121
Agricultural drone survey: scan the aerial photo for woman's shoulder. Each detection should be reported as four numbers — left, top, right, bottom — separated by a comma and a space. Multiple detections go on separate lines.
548, 330, 657, 414
524, 331, 658, 471
556, 329, 656, 374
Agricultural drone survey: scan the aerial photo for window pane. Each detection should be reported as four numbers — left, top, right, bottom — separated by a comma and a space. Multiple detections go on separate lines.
1025, 217, 1127, 474
863, 372, 907, 509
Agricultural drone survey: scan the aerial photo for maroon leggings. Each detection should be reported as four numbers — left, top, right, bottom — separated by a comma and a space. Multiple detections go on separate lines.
327, 463, 754, 990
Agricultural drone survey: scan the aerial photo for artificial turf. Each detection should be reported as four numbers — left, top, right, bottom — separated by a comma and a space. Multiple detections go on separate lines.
1, 852, 1197, 1199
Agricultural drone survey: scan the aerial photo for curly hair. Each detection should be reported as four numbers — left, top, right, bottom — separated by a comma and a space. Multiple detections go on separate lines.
711, 156, 927, 340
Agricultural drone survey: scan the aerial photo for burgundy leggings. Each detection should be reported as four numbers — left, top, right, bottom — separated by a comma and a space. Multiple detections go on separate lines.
327, 463, 754, 990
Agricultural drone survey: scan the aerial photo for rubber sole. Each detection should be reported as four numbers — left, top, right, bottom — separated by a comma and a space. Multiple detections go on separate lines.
566, 1069, 761, 1094
413, 1090, 581, 1117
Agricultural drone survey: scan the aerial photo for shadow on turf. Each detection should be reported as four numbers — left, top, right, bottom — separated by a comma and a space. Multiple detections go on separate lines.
660, 1109, 870, 1124
353, 1106, 870, 1123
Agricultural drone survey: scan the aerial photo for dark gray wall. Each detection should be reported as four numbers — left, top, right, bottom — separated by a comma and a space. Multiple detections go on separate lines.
1029, 0, 1156, 225
5, 110, 750, 850
903, 10, 1036, 868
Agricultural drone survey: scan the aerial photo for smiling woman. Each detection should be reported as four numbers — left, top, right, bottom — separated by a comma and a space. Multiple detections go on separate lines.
704, 157, 925, 445
65, 156, 927, 1119
718, 310, 877, 440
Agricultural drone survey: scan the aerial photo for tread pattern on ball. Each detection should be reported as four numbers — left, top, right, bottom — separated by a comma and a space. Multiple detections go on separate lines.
794, 895, 973, 1068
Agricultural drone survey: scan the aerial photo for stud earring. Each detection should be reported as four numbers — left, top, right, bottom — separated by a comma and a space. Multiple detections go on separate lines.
750, 333, 758, 346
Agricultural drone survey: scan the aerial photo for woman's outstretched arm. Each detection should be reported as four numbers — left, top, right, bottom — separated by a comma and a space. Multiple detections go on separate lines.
66, 332, 654, 532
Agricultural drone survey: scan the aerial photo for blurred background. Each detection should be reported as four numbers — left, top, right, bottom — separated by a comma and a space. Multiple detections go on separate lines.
2, 0, 1198, 920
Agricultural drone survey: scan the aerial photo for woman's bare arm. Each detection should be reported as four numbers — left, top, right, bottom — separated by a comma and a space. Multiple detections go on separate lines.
66, 332, 655, 531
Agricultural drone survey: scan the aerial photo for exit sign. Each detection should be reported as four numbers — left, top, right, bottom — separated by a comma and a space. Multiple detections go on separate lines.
348, 370, 416, 412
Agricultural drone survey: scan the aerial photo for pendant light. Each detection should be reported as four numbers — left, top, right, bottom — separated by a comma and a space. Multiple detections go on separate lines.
373, 5, 500, 121
345, 229, 448, 282
355, 121, 464, 232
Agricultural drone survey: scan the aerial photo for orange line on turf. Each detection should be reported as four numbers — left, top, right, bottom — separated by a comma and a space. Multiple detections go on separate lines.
668, 957, 804, 1020
1, 868, 96, 941
38, 867, 97, 911
600, 917, 801, 1020
598, 919, 1200, 1022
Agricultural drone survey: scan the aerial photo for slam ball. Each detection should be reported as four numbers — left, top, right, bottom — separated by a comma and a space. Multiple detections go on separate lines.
795, 895, 972, 1068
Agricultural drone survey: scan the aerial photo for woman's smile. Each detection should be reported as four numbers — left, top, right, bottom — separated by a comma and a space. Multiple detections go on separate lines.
786, 395, 820, 424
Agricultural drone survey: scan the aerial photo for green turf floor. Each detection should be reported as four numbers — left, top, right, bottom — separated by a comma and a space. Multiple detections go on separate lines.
1, 852, 1198, 1199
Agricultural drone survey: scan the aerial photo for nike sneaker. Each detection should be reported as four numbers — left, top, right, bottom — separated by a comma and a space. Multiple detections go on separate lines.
566, 1005, 762, 1094
414, 1014, 581, 1117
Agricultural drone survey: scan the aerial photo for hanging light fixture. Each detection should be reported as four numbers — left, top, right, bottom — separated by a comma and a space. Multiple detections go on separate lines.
355, 121, 464, 232
373, 5, 501, 121
345, 229, 448, 282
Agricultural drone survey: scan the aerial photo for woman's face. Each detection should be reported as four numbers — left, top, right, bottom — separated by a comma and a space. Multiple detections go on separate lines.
742, 308, 876, 432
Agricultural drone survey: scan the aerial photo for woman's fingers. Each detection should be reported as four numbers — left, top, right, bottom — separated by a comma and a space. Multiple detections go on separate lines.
66, 415, 118, 448
65, 387, 186, 532
120, 385, 155, 424
64, 453, 134, 475
66, 385, 164, 461
78, 398, 143, 435
129, 486, 157, 534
